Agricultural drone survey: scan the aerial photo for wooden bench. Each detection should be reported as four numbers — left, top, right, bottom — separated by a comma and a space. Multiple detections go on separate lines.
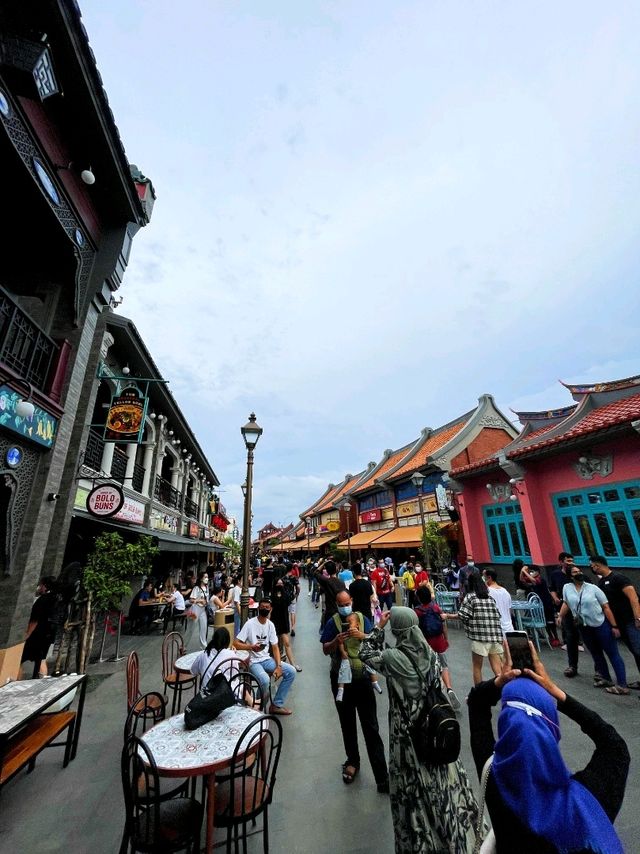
0, 711, 75, 789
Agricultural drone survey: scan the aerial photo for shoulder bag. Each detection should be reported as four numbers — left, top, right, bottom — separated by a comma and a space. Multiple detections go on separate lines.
184, 652, 236, 730
396, 647, 460, 765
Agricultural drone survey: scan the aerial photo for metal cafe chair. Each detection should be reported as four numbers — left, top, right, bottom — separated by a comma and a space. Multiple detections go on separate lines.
161, 632, 196, 714
229, 671, 266, 711
120, 735, 202, 854
214, 715, 283, 854
522, 593, 552, 651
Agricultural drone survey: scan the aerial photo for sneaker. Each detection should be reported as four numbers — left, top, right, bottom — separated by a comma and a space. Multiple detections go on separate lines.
372, 681, 383, 694
561, 644, 567, 650
447, 689, 461, 711
291, 630, 296, 637
578, 645, 585, 652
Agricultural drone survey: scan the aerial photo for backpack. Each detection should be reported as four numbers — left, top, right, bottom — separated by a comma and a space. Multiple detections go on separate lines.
415, 603, 443, 639
397, 647, 460, 766
331, 613, 365, 679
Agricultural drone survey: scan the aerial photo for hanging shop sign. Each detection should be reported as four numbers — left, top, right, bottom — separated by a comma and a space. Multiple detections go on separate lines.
435, 484, 449, 512
0, 384, 58, 448
188, 522, 200, 538
326, 520, 340, 532
104, 386, 147, 443
360, 509, 382, 523
86, 483, 125, 518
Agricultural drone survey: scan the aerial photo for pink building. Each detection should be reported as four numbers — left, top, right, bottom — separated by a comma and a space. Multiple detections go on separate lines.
450, 375, 640, 574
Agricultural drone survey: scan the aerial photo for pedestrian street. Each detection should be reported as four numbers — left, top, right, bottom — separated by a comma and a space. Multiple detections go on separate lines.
0, 591, 638, 853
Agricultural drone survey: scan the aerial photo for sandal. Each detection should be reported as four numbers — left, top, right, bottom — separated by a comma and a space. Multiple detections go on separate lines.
564, 666, 578, 678
342, 763, 358, 784
605, 685, 630, 696
626, 681, 640, 690
593, 676, 614, 688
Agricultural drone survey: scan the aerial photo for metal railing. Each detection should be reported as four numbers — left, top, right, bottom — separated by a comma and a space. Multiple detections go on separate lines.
154, 475, 180, 509
184, 497, 199, 519
0, 288, 59, 391
131, 462, 145, 493
83, 430, 104, 472
110, 447, 128, 484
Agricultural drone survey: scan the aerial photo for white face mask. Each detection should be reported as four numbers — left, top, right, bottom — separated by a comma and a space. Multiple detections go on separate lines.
467, 561, 474, 567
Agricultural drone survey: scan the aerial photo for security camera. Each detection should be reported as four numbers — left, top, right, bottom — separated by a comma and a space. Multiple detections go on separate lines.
48, 493, 60, 501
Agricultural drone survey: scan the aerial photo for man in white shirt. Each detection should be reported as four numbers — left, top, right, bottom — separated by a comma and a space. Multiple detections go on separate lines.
232, 575, 242, 637
234, 597, 296, 715
484, 569, 514, 635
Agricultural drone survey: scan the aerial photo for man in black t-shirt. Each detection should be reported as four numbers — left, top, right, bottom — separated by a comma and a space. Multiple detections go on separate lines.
21, 576, 57, 678
591, 555, 640, 685
348, 564, 375, 621
549, 552, 582, 677
314, 560, 346, 627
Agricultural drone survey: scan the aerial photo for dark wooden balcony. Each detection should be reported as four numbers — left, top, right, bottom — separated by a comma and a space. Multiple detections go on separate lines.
83, 430, 104, 472
131, 462, 145, 493
0, 288, 59, 392
110, 447, 128, 484
154, 475, 180, 509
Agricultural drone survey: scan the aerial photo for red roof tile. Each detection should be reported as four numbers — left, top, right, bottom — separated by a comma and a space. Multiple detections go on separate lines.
389, 420, 468, 480
352, 445, 415, 495
511, 393, 640, 456
315, 473, 363, 511
450, 455, 499, 476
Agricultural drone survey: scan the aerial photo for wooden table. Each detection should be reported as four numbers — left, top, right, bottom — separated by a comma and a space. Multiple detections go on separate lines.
141, 705, 263, 853
0, 674, 87, 782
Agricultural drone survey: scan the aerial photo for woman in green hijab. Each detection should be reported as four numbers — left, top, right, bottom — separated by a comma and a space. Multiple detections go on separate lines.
361, 606, 483, 854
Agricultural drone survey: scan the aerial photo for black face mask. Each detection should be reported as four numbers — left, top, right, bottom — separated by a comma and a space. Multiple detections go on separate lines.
572, 573, 584, 583
258, 608, 271, 618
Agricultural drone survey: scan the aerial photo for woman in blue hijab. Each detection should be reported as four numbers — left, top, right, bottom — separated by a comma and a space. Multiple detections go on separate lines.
467, 643, 629, 853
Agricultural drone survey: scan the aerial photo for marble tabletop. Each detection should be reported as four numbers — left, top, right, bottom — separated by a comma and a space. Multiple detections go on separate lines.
0, 674, 85, 736
175, 649, 249, 674
141, 705, 263, 774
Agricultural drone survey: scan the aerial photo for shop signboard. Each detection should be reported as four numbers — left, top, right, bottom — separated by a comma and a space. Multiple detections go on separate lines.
435, 484, 448, 512
188, 522, 199, 538
86, 483, 124, 518
150, 510, 178, 534
114, 496, 145, 525
104, 386, 147, 443
326, 520, 340, 532
0, 384, 58, 448
360, 509, 382, 523
397, 500, 419, 516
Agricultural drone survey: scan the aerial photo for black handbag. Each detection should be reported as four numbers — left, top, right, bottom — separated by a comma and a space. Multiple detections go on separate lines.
184, 655, 236, 730
397, 648, 461, 765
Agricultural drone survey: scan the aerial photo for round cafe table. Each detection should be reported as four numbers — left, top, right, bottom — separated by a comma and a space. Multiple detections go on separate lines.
141, 705, 264, 853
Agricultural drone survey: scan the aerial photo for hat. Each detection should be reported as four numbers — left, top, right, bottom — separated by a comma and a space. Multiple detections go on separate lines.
384, 557, 393, 565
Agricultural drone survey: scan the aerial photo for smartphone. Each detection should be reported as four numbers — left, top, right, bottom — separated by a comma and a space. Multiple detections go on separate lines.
505, 631, 534, 673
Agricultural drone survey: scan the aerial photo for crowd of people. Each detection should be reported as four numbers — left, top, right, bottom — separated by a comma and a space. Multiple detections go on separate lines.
181, 548, 635, 852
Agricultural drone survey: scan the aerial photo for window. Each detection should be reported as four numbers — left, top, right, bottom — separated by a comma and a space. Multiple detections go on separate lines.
553, 480, 640, 566
482, 502, 531, 564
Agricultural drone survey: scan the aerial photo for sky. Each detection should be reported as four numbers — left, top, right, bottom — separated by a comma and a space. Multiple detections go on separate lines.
80, 0, 640, 531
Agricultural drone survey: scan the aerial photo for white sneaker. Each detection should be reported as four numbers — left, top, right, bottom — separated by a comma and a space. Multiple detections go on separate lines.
561, 644, 567, 650
578, 645, 585, 652
448, 689, 461, 711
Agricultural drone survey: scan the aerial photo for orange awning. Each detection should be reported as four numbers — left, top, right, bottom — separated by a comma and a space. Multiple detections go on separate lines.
368, 524, 425, 549
307, 533, 339, 550
336, 530, 389, 549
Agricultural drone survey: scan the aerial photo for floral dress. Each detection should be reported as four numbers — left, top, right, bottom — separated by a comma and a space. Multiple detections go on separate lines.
361, 627, 484, 854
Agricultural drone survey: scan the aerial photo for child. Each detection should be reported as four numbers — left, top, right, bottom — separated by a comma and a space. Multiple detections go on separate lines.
336, 613, 382, 700
414, 586, 460, 710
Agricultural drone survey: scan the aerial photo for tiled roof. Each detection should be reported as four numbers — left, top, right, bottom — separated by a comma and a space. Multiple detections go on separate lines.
353, 445, 415, 495
389, 420, 468, 480
450, 455, 499, 476
520, 423, 557, 442
315, 473, 363, 511
300, 486, 337, 519
511, 393, 640, 457
310, 482, 345, 514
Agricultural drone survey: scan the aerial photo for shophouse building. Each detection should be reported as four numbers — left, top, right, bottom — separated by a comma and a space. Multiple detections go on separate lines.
0, 1, 153, 648
449, 375, 640, 575
59, 312, 225, 578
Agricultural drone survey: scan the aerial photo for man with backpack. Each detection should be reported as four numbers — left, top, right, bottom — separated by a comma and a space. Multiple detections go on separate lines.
414, 586, 460, 710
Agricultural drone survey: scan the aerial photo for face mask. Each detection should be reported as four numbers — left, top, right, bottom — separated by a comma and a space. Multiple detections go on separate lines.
467, 561, 474, 567
258, 608, 271, 618
572, 573, 584, 583
338, 605, 352, 617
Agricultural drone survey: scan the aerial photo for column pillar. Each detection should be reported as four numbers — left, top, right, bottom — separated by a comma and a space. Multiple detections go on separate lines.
101, 442, 114, 477
141, 445, 154, 497
125, 443, 137, 487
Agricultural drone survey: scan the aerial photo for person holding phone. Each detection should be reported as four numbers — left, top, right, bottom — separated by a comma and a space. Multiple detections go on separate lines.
467, 644, 629, 853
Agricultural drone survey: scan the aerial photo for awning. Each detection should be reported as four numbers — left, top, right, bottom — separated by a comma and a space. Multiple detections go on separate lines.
336, 530, 389, 549
71, 510, 227, 553
307, 533, 339, 550
368, 524, 425, 549
269, 541, 307, 552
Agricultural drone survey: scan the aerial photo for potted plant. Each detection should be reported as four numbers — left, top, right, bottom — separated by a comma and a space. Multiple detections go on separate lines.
80, 532, 158, 671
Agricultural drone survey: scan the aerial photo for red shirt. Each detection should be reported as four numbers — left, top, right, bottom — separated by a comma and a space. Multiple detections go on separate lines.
371, 567, 392, 595
415, 570, 430, 586
290, 566, 300, 578
421, 603, 449, 654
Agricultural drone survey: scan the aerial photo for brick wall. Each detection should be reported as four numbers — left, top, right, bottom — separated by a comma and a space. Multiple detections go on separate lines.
451, 428, 513, 469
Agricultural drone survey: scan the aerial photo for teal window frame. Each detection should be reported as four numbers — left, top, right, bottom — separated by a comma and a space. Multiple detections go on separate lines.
553, 479, 640, 567
482, 502, 531, 564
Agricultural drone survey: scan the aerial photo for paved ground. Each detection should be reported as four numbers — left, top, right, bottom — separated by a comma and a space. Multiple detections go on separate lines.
0, 590, 638, 852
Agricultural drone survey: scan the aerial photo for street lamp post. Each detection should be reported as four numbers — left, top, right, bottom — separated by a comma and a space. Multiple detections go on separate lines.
411, 471, 431, 571
305, 515, 312, 559
240, 413, 263, 627
342, 500, 353, 566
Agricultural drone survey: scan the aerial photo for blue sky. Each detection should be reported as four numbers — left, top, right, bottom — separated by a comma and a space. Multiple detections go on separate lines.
80, 1, 640, 530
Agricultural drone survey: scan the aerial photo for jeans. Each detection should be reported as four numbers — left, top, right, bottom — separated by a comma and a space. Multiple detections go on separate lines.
580, 622, 627, 685
249, 658, 296, 707
619, 620, 640, 674
234, 609, 241, 639
562, 612, 580, 669
378, 592, 393, 612
330, 673, 388, 786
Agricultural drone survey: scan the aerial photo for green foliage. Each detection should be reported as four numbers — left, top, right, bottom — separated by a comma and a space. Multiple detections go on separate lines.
221, 534, 241, 559
423, 519, 451, 569
84, 532, 159, 611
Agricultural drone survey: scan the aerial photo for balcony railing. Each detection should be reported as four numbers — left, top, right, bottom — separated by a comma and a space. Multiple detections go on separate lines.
185, 497, 199, 519
110, 447, 128, 484
0, 288, 59, 392
154, 475, 180, 509
84, 430, 105, 472
131, 462, 145, 493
